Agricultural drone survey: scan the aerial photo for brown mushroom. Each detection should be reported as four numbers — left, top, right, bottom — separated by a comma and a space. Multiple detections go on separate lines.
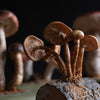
70, 30, 84, 77
44, 45, 61, 81
0, 10, 19, 91
73, 11, 100, 78
7, 43, 23, 90
76, 35, 99, 79
23, 35, 67, 78
24, 35, 44, 61
43, 21, 73, 78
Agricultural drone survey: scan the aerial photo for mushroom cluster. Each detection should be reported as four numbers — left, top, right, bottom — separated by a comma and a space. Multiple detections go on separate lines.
23, 21, 100, 99
24, 21, 98, 82
73, 11, 100, 78
0, 10, 19, 92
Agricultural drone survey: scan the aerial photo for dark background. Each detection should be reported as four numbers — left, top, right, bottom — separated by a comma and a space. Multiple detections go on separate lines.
1, 0, 100, 82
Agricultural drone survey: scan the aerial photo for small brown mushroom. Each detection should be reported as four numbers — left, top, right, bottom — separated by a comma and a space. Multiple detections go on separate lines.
73, 11, 100, 78
0, 10, 19, 91
44, 45, 61, 81
70, 30, 84, 77
43, 21, 73, 79
7, 43, 24, 90
76, 35, 99, 79
23, 35, 66, 78
24, 35, 44, 61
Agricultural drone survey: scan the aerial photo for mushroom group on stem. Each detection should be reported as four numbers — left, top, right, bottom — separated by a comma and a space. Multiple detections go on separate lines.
0, 10, 19, 91
23, 21, 99, 83
73, 11, 100, 78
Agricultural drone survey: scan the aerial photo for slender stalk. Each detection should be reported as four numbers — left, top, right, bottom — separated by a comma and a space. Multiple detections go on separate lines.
0, 27, 6, 91
76, 47, 84, 79
71, 40, 80, 76
32, 46, 67, 78
64, 42, 73, 78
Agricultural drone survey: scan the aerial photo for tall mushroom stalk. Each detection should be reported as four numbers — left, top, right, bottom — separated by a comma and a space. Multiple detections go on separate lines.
70, 30, 84, 78
0, 10, 19, 91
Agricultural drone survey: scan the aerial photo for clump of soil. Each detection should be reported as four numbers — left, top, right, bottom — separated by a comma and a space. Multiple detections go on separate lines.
0, 88, 26, 95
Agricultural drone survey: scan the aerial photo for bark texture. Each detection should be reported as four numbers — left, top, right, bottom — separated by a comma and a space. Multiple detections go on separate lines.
36, 78, 100, 100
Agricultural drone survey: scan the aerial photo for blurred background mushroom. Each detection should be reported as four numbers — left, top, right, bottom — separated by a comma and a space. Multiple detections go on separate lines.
7, 43, 24, 90
0, 9, 19, 91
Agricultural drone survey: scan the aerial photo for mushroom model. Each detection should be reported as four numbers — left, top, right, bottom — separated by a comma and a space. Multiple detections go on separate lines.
0, 10, 18, 91
23, 21, 100, 100
7, 43, 24, 90
73, 11, 100, 78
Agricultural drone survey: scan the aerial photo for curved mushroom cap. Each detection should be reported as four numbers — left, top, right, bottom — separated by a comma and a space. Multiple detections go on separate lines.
80, 35, 99, 51
73, 11, 100, 34
0, 9, 19, 37
43, 21, 73, 45
9, 43, 23, 54
23, 35, 44, 61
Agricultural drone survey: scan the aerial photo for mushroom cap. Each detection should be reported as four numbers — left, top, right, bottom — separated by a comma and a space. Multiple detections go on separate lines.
23, 35, 44, 61
8, 43, 24, 54
0, 9, 19, 37
43, 21, 73, 45
73, 11, 100, 34
80, 35, 99, 51
70, 30, 84, 40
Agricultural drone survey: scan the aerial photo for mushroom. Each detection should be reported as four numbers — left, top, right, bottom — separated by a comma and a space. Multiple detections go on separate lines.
70, 30, 84, 77
73, 11, 100, 77
44, 45, 61, 81
43, 21, 73, 79
23, 35, 67, 79
7, 43, 24, 90
23, 21, 100, 100
0, 10, 19, 91
76, 35, 99, 79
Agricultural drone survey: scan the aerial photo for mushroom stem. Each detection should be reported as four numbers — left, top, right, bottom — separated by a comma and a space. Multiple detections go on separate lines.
0, 27, 6, 91
64, 42, 73, 78
32, 46, 67, 78
7, 52, 23, 90
76, 47, 85, 79
44, 62, 56, 80
71, 40, 80, 76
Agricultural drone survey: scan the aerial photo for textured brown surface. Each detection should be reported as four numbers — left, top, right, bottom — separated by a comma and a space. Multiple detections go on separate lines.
36, 78, 100, 100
